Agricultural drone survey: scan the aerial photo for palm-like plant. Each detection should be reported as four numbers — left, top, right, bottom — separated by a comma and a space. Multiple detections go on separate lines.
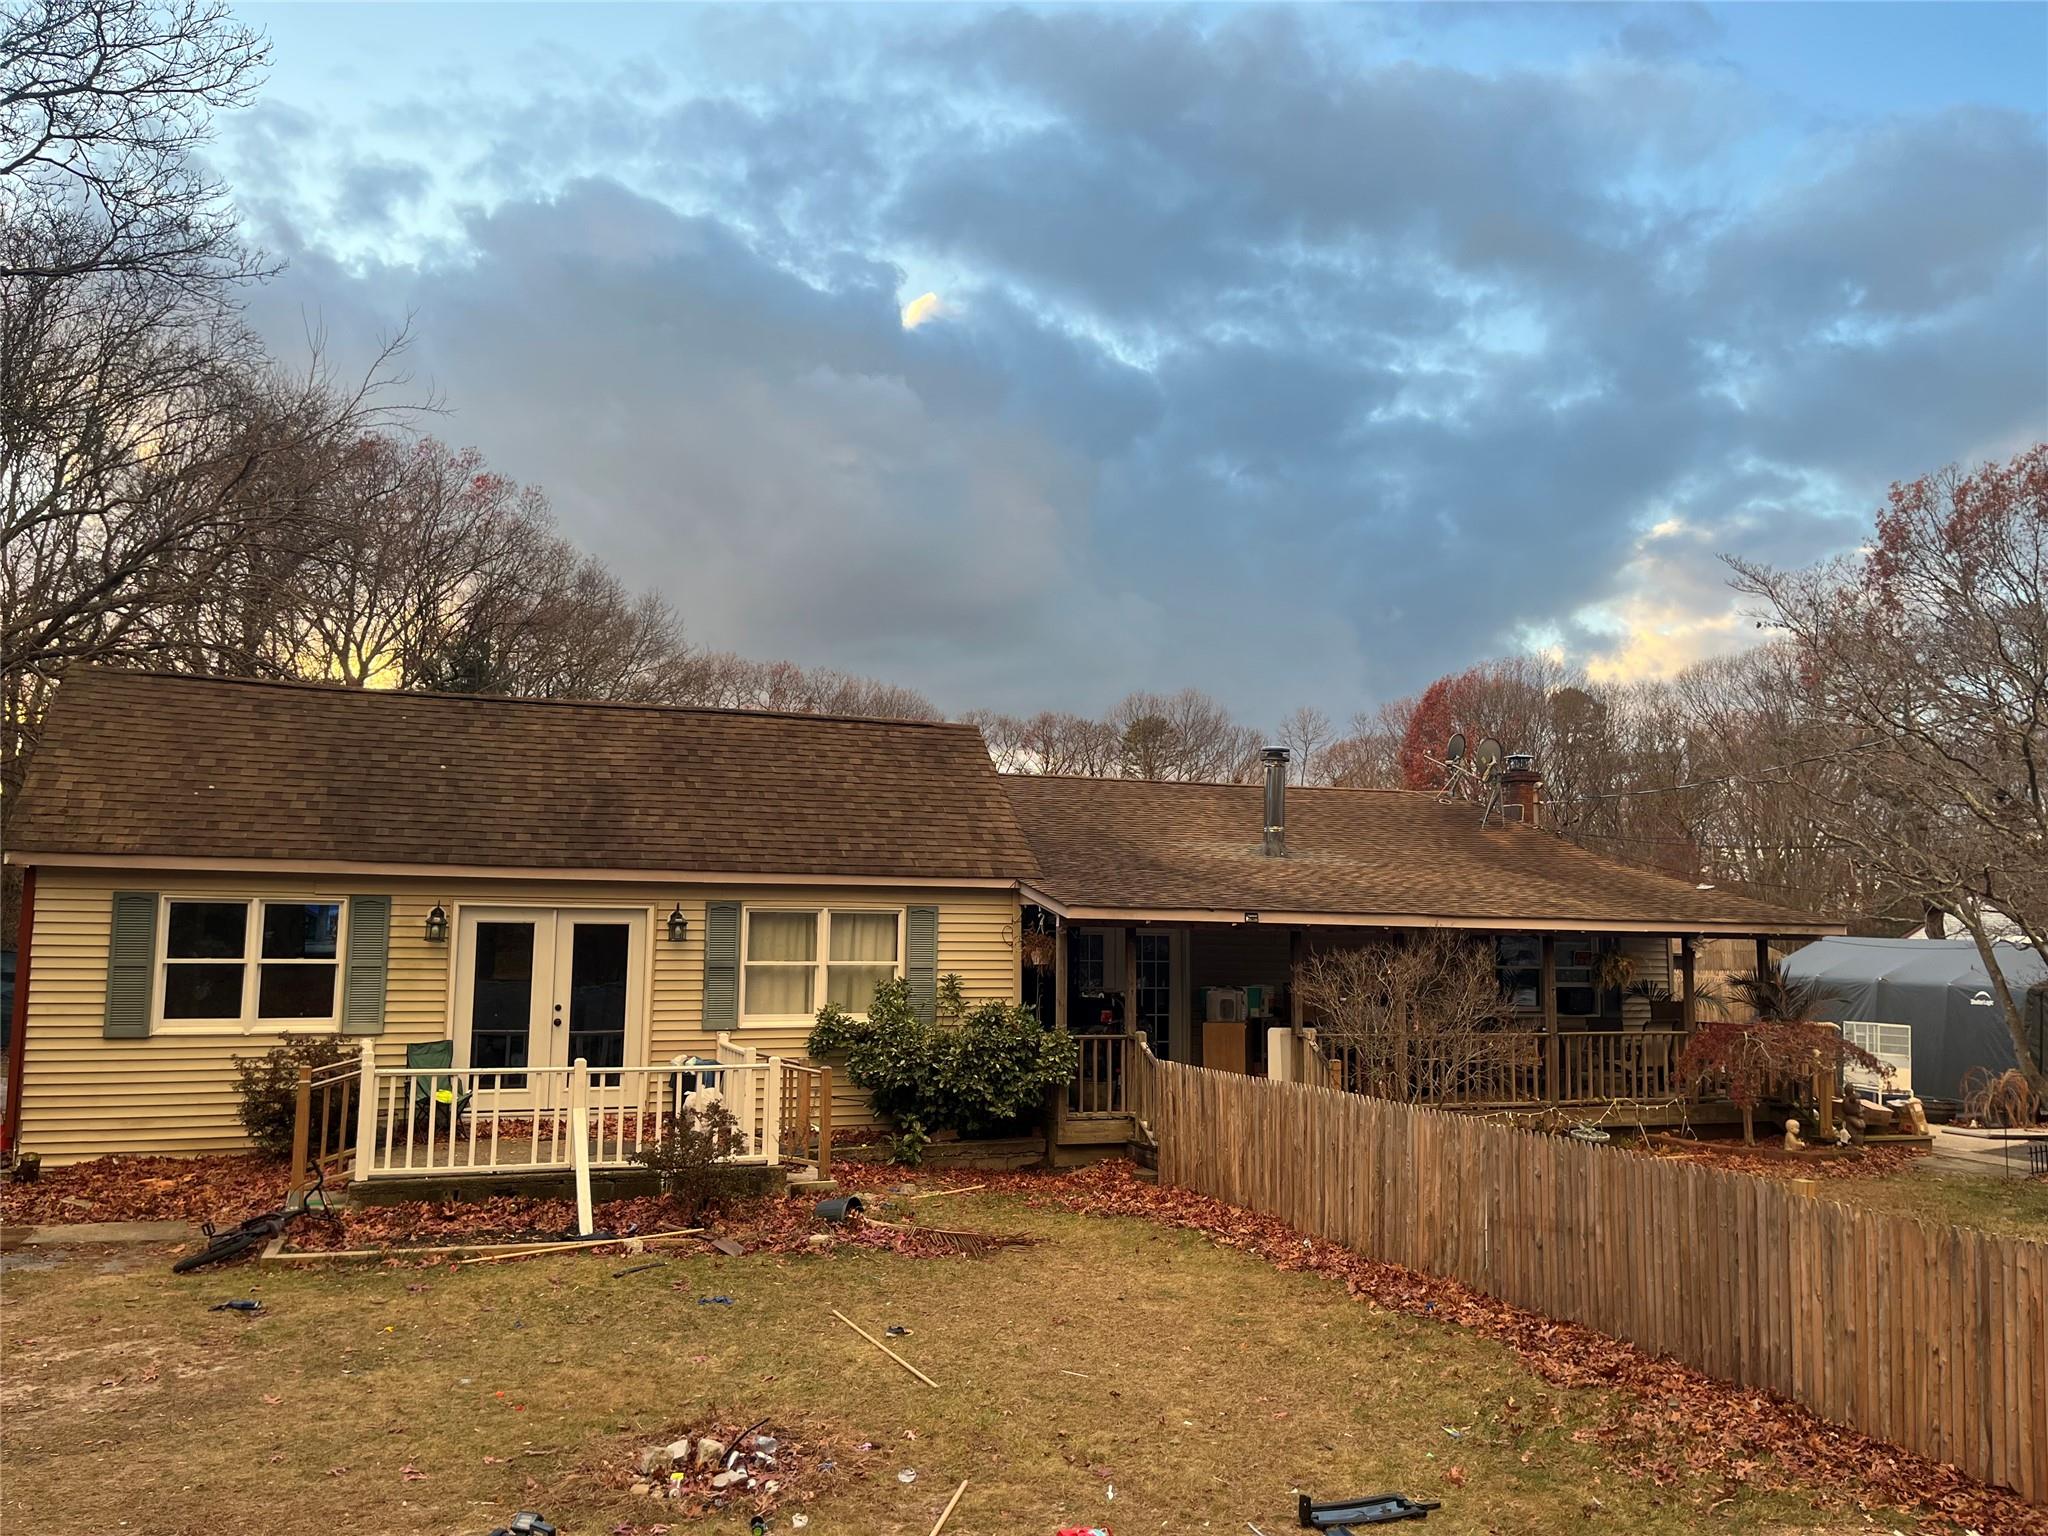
1722, 962, 1835, 1025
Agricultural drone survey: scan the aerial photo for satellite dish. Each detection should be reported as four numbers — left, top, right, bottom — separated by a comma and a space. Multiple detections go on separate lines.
1474, 737, 1503, 779
1445, 731, 1467, 766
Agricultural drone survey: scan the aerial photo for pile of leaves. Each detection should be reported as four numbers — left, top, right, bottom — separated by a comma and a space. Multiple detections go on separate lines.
577, 1417, 872, 1528
996, 1160, 2046, 1536
1629, 1133, 1927, 1182
281, 1170, 1033, 1261
0, 1153, 291, 1226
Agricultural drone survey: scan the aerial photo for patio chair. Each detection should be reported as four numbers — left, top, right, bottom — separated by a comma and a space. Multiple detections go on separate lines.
406, 1038, 471, 1132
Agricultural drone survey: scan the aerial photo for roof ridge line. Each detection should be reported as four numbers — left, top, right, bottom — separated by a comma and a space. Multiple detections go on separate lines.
72, 666, 971, 733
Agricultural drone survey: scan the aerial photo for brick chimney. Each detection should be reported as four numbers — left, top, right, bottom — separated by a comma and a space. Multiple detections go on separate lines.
1500, 752, 1543, 825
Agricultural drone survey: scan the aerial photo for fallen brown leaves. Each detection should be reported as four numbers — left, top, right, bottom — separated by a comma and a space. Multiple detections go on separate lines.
991, 1160, 2044, 1536
0, 1154, 291, 1226
283, 1166, 1036, 1263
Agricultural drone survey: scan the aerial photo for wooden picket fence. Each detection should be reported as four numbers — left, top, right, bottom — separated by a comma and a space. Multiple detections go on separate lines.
1137, 1053, 2048, 1503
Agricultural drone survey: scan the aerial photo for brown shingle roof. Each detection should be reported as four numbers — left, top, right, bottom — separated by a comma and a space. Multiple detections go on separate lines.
1001, 774, 1834, 933
11, 670, 1039, 881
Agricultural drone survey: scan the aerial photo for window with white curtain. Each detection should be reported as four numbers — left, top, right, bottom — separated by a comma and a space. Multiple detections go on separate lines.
742, 908, 901, 1020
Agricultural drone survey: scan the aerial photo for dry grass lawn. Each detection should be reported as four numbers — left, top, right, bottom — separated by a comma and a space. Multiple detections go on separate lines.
1817, 1169, 2048, 1240
2, 1190, 1923, 1535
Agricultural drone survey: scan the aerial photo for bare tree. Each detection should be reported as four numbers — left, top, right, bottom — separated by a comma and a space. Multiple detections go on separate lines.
1108, 688, 1261, 782
1729, 445, 2048, 1091
1277, 705, 1334, 784
672, 650, 937, 719
2, 0, 269, 286
1294, 931, 1521, 1105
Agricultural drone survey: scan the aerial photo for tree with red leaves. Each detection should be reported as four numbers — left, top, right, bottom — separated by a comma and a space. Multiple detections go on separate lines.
1677, 965, 1884, 1144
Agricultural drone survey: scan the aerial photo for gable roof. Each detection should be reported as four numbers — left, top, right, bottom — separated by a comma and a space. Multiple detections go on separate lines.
1001, 774, 1836, 934
10, 670, 1038, 882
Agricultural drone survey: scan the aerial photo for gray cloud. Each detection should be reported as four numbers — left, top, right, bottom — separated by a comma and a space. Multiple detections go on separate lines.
226, 7, 2048, 725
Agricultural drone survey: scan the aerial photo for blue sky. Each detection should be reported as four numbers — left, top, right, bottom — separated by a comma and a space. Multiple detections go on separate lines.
224, 3, 2048, 724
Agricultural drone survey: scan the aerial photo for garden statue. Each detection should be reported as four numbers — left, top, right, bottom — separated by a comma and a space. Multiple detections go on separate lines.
1782, 1117, 1805, 1151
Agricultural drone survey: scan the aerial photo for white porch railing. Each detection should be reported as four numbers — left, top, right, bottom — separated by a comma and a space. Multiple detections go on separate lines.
348, 1041, 785, 1181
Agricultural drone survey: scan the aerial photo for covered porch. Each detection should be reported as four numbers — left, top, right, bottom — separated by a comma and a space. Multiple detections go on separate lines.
1035, 911, 1803, 1146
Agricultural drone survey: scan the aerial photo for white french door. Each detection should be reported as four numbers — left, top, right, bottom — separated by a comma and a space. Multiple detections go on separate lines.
453, 907, 647, 1102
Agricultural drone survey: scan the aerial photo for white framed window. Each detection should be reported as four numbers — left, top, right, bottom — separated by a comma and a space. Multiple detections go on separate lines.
741, 908, 902, 1021
156, 897, 345, 1034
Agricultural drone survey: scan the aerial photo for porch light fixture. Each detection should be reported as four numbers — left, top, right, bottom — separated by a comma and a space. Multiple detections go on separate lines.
667, 903, 689, 944
424, 905, 449, 944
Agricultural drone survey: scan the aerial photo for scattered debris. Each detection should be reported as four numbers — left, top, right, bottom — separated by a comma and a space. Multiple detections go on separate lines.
455, 1227, 703, 1265
613, 1261, 665, 1278
928, 1476, 968, 1534
595, 1419, 854, 1520
485, 1514, 556, 1536
698, 1295, 735, 1306
711, 1236, 747, 1257
885, 1324, 912, 1337
208, 1299, 262, 1313
911, 1183, 987, 1201
832, 1308, 940, 1387
898, 1469, 918, 1484
860, 1216, 1034, 1255
1298, 1490, 1441, 1526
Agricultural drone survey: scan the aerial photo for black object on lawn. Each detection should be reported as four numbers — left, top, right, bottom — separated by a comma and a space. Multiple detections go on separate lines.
1298, 1491, 1442, 1528
486, 1515, 556, 1536
815, 1194, 864, 1222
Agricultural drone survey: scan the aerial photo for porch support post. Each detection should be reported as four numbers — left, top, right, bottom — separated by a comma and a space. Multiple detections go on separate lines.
1124, 926, 1139, 1038
1755, 934, 1772, 977
289, 1065, 313, 1205
1541, 934, 1559, 1106
1288, 928, 1305, 1032
569, 1058, 594, 1237
1679, 937, 1698, 1031
1049, 916, 1070, 1142
353, 1039, 379, 1179
816, 1065, 833, 1178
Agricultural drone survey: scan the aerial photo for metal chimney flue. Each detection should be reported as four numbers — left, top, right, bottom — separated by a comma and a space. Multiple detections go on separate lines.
1261, 746, 1290, 856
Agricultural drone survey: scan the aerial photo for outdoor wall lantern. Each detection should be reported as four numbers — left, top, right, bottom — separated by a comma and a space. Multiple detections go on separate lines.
667, 903, 689, 944
424, 904, 449, 944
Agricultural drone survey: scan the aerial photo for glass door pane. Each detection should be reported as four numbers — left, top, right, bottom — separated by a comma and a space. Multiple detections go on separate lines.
1137, 933, 1172, 1058
471, 921, 537, 1088
566, 921, 630, 1079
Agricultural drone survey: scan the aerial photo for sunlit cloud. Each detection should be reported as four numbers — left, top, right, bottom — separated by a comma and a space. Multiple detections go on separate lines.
900, 291, 946, 329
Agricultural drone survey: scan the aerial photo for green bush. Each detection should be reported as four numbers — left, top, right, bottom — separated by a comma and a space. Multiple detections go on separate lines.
232, 1033, 354, 1158
629, 1101, 759, 1220
808, 974, 1078, 1157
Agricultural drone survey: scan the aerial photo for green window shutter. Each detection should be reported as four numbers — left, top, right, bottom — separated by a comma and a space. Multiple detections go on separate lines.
704, 901, 740, 1031
340, 895, 391, 1036
103, 891, 158, 1039
906, 906, 939, 1022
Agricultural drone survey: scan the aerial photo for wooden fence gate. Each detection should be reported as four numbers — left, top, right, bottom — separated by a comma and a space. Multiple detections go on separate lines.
1134, 1052, 2048, 1503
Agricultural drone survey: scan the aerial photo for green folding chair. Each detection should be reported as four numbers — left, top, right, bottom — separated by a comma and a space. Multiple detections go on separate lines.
406, 1038, 471, 1131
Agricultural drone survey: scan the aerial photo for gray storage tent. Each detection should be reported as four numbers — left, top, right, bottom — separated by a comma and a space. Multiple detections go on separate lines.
1783, 937, 2045, 1104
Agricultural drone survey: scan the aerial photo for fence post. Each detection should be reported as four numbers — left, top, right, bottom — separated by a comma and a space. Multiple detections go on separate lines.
569, 1057, 594, 1237
352, 1040, 378, 1179
763, 1056, 783, 1165
816, 1066, 833, 1178
288, 1065, 313, 1205
794, 1069, 813, 1164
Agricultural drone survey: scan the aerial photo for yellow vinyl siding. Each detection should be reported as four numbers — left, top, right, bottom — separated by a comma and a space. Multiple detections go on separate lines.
17, 870, 1020, 1163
